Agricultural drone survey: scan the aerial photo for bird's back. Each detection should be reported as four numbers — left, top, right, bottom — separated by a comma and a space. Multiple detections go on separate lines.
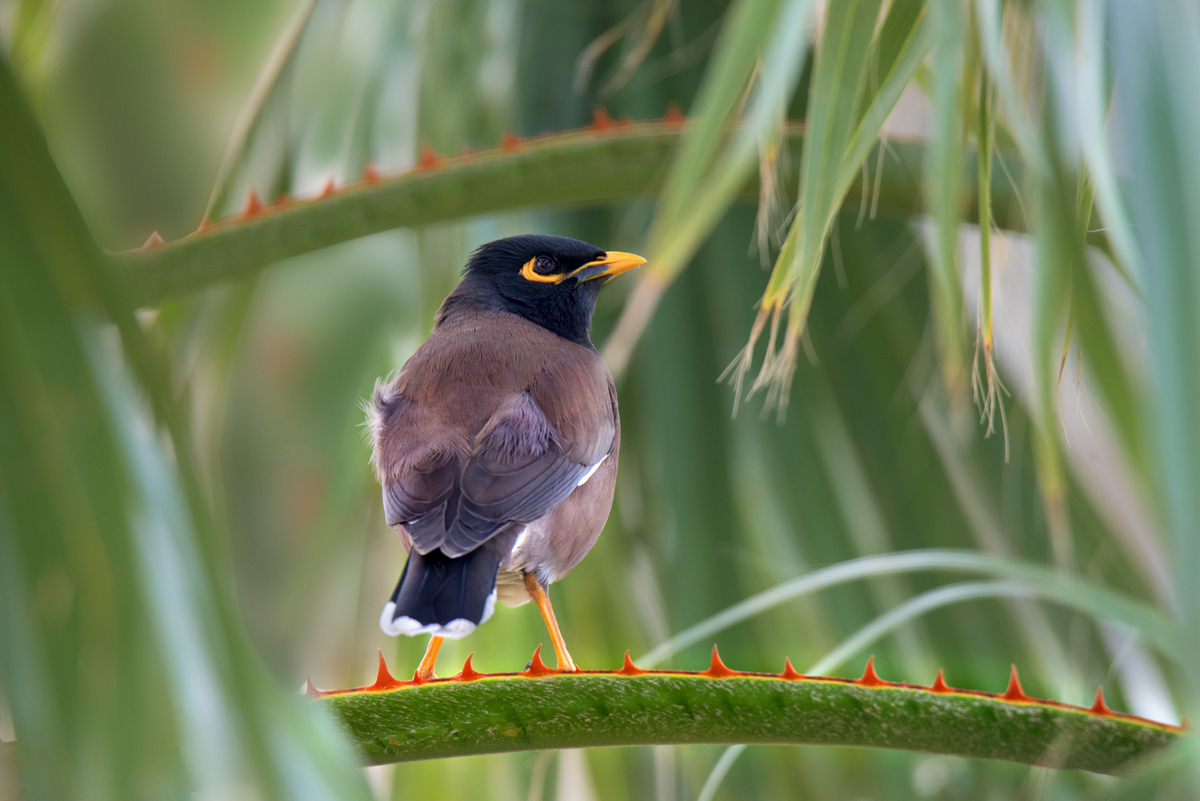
368, 308, 616, 554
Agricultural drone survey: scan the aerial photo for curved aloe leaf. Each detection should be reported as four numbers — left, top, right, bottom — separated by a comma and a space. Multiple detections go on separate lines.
121, 120, 714, 304
316, 650, 1182, 774
115, 122, 1029, 306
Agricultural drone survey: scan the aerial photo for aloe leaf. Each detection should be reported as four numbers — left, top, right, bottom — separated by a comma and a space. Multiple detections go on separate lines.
122, 122, 762, 305
698, 577, 1122, 800
115, 122, 1045, 309
317, 658, 1180, 773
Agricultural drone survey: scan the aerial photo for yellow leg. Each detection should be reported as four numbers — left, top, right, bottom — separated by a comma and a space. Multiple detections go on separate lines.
524, 572, 576, 672
416, 635, 443, 679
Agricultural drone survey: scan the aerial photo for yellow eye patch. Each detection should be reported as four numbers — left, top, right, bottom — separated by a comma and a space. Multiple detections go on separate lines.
520, 257, 565, 284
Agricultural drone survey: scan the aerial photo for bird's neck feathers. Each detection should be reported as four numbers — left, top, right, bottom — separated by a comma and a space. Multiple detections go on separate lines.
436, 273, 601, 348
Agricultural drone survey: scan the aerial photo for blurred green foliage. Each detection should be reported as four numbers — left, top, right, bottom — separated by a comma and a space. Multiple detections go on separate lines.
2, 0, 1198, 799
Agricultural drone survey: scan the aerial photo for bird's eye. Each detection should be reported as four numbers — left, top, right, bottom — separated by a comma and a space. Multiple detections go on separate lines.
520, 255, 564, 283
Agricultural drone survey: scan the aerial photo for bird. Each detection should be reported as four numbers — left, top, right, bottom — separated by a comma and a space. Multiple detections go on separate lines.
365, 234, 644, 678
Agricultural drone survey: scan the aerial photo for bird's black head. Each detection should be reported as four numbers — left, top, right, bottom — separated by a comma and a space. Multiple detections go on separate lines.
449, 234, 645, 346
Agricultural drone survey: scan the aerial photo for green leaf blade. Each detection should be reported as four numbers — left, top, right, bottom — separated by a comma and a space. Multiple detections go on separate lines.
322, 671, 1180, 773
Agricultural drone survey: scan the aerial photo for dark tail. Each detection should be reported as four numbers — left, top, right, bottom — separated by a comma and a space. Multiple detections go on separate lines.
379, 542, 504, 639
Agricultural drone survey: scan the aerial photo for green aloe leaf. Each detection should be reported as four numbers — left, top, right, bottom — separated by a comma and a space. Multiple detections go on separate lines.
317, 658, 1180, 773
115, 125, 1036, 307
121, 122, 779, 305
697, 577, 1132, 800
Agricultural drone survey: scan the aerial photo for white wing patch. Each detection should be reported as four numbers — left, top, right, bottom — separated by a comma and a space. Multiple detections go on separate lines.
511, 525, 530, 554
576, 454, 608, 487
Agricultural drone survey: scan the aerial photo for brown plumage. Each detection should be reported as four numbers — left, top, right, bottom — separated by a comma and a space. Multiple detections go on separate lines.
366, 234, 643, 672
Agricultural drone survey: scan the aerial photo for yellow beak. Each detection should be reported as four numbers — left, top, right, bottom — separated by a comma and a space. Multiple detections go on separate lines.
570, 251, 647, 282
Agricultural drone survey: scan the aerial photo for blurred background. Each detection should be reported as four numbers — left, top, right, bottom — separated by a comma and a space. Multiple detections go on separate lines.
2, 0, 1196, 799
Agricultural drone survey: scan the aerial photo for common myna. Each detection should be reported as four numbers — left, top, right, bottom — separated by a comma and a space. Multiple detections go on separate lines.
366, 234, 644, 676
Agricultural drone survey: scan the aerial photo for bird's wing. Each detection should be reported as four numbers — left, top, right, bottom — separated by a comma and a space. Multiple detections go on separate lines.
372, 315, 616, 558
376, 388, 460, 548
441, 389, 614, 557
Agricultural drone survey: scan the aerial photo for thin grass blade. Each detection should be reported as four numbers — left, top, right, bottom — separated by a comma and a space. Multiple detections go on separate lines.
635, 549, 1178, 668
739, 0, 929, 411
924, 0, 969, 404
205, 0, 321, 219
